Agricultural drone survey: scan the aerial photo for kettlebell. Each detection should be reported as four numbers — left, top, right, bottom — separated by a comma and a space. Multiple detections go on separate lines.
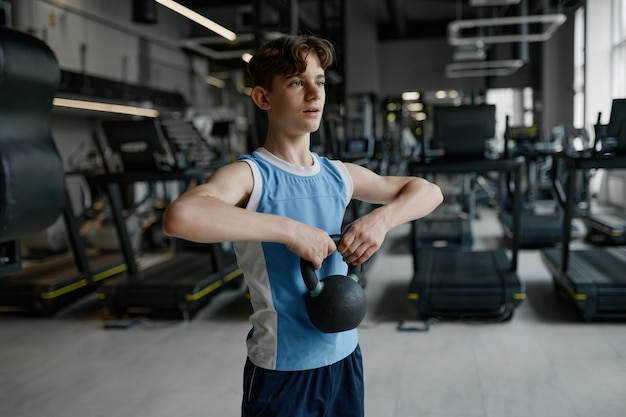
301, 234, 367, 333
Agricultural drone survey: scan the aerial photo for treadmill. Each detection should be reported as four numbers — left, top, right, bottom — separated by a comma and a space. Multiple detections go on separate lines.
413, 111, 477, 249
0, 187, 128, 316
99, 247, 242, 319
407, 105, 526, 320
409, 158, 525, 320
542, 101, 626, 320
542, 155, 626, 320
93, 119, 242, 319
499, 124, 581, 248
579, 100, 626, 246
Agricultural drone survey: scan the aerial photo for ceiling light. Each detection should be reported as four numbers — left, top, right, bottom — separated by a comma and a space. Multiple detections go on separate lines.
155, 0, 236, 41
469, 0, 521, 6
181, 40, 251, 60
205, 75, 226, 88
448, 14, 567, 46
53, 98, 159, 117
406, 103, 424, 112
445, 59, 524, 78
453, 43, 487, 61
401, 91, 420, 101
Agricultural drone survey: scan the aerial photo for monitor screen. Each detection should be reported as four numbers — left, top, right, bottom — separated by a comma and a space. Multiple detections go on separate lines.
101, 119, 170, 172
433, 104, 496, 160
509, 125, 540, 143
342, 137, 374, 160
211, 120, 230, 137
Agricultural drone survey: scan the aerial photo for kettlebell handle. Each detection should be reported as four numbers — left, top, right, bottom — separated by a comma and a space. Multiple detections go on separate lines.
300, 234, 360, 296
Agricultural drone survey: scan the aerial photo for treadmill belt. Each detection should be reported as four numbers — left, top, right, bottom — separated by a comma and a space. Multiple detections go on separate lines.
582, 212, 626, 245
0, 251, 126, 315
541, 247, 626, 319
570, 249, 626, 285
100, 251, 242, 318
409, 249, 525, 319
429, 250, 504, 285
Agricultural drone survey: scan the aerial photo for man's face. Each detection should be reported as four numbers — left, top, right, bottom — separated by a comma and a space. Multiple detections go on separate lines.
264, 53, 326, 137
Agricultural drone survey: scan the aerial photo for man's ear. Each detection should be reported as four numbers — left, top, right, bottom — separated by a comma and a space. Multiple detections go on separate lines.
251, 86, 271, 110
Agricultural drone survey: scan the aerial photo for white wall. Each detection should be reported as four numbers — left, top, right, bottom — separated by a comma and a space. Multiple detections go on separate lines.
13, 0, 192, 96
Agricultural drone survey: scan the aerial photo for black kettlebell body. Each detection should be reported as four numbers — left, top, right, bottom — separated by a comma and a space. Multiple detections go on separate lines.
300, 235, 367, 333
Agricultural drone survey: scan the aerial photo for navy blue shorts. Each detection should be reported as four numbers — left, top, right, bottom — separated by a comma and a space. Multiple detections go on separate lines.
242, 345, 364, 417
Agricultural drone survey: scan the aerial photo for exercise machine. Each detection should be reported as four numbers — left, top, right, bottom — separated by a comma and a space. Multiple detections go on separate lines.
542, 154, 626, 320
498, 123, 582, 247
412, 104, 500, 249
579, 100, 626, 245
409, 158, 526, 320
541, 99, 626, 320
93, 119, 242, 319
407, 104, 526, 320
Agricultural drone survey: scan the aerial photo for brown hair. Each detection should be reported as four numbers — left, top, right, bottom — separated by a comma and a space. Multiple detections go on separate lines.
247, 35, 335, 89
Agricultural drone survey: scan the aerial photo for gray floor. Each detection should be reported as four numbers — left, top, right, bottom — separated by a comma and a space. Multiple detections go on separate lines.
1, 208, 626, 417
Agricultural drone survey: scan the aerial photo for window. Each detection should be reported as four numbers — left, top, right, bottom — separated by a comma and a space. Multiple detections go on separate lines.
573, 6, 585, 128
614, 0, 626, 97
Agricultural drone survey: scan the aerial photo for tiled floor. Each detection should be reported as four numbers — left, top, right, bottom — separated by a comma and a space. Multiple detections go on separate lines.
1, 208, 626, 417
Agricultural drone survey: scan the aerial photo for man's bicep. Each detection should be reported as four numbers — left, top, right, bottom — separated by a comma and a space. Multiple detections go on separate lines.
189, 161, 253, 207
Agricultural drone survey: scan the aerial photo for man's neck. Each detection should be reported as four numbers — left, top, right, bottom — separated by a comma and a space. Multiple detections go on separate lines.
262, 135, 313, 166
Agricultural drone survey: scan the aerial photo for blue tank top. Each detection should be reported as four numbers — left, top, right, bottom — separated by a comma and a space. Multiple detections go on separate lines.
233, 148, 358, 371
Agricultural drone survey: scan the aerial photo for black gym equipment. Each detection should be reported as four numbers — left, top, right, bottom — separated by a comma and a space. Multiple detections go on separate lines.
0, 28, 128, 315
301, 235, 366, 333
409, 158, 526, 320
0, 27, 65, 276
582, 210, 626, 245
411, 105, 500, 248
431, 104, 497, 161
414, 209, 473, 248
499, 123, 580, 248
542, 153, 626, 320
579, 100, 626, 245
92, 119, 242, 319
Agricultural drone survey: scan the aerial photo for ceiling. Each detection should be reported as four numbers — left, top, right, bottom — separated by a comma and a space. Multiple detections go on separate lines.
176, 0, 565, 41
164, 0, 575, 82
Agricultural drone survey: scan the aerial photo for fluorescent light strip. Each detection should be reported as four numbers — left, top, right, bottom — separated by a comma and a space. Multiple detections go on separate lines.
53, 98, 159, 118
469, 0, 521, 6
155, 0, 237, 41
205, 75, 226, 88
448, 13, 567, 46
445, 59, 524, 78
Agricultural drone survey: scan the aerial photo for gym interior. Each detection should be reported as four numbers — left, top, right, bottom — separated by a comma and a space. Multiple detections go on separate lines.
1, 1, 626, 416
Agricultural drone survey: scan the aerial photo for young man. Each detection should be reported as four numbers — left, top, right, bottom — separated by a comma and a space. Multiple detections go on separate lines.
163, 35, 442, 417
